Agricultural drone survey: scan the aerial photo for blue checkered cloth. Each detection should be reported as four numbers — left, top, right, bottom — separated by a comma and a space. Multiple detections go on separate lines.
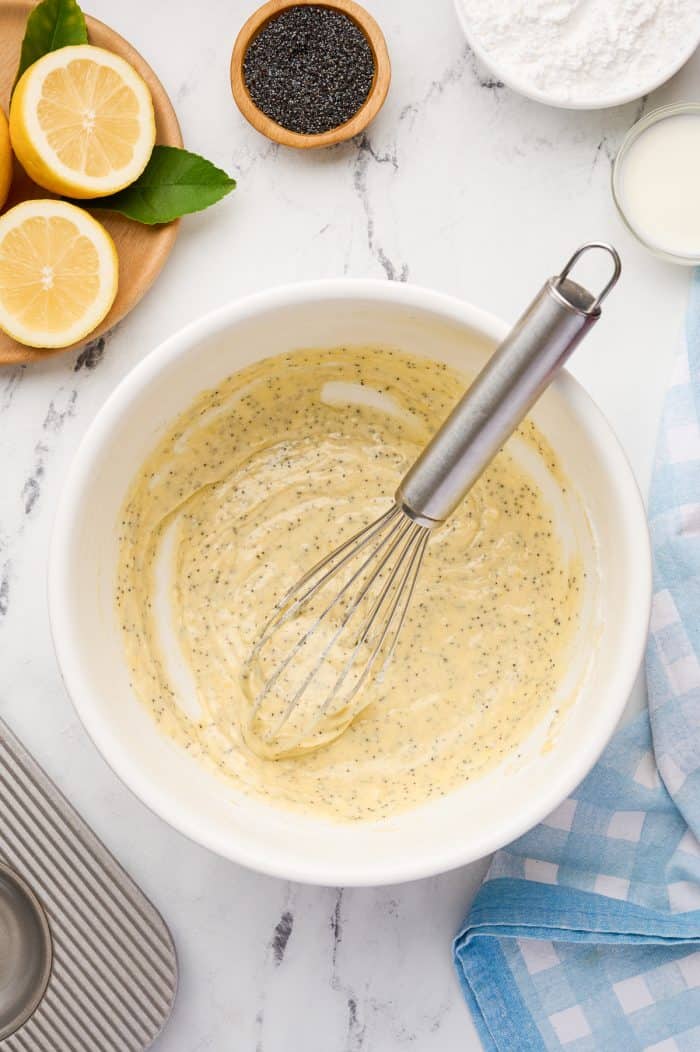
454, 272, 700, 1052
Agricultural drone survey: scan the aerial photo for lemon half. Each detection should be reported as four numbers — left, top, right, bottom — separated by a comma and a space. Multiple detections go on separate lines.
0, 199, 118, 348
10, 44, 155, 199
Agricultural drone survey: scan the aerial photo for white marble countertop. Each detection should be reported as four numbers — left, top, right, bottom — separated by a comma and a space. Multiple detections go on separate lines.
1, 1, 699, 1048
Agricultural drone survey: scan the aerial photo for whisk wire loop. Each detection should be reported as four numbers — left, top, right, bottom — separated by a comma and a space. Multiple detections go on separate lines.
263, 511, 422, 740
243, 503, 431, 755
250, 504, 401, 659
319, 523, 430, 723
246, 505, 406, 715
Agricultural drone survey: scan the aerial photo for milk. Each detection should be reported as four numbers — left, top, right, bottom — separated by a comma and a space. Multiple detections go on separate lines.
617, 112, 700, 261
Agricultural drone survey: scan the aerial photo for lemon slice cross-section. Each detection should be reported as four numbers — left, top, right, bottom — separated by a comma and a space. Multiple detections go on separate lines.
0, 199, 118, 349
10, 44, 155, 199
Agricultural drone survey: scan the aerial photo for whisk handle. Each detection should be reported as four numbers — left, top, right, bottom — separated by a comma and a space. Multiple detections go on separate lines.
396, 242, 621, 527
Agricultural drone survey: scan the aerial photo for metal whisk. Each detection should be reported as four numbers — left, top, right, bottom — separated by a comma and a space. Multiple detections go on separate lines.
242, 244, 621, 759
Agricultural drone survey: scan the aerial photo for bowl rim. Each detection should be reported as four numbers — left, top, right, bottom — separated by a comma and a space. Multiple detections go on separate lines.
48, 279, 652, 886
452, 0, 700, 111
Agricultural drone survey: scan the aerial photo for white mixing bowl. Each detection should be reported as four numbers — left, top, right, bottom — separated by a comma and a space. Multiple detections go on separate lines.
49, 281, 651, 886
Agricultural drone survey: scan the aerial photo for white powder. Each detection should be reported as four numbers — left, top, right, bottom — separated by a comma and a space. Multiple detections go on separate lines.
458, 0, 700, 105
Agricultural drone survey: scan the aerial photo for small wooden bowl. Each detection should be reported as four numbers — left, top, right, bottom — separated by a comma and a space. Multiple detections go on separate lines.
0, 0, 182, 365
230, 0, 390, 149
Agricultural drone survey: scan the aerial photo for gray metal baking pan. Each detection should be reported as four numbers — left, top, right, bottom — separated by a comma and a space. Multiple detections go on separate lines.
0, 717, 177, 1049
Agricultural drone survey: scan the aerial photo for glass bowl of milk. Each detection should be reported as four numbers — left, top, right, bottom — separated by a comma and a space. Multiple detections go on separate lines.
613, 103, 700, 265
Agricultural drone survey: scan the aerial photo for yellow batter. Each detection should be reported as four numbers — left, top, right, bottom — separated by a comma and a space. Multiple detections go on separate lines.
116, 346, 585, 822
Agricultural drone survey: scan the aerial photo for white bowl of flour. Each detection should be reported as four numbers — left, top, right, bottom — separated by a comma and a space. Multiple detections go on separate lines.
454, 0, 700, 109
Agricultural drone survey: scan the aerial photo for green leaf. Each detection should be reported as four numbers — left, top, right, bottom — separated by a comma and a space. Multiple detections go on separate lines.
86, 146, 236, 225
14, 0, 88, 90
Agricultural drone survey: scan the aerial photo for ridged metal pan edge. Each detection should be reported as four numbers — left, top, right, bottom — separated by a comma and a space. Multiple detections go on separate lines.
0, 718, 178, 1050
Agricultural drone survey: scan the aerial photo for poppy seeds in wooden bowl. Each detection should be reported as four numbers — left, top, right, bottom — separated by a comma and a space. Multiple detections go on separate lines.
243, 5, 376, 136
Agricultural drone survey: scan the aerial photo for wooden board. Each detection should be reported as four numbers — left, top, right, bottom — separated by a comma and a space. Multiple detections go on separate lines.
0, 0, 183, 364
